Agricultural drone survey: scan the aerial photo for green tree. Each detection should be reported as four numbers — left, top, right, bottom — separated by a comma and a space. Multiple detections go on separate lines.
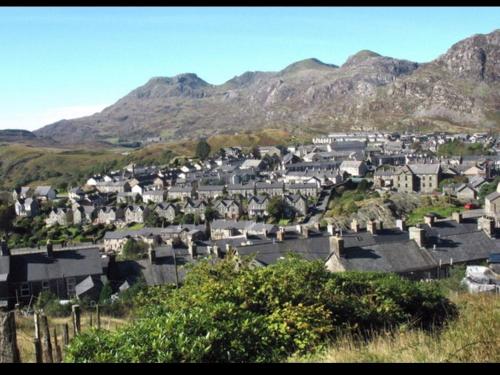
267, 196, 286, 221
121, 238, 148, 260
99, 283, 114, 304
195, 139, 211, 160
204, 205, 219, 222
0, 203, 15, 235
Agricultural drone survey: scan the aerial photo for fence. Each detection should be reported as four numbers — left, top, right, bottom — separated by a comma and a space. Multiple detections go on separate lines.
0, 304, 107, 363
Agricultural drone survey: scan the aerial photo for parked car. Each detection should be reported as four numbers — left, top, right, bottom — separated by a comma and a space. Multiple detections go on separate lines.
464, 202, 478, 209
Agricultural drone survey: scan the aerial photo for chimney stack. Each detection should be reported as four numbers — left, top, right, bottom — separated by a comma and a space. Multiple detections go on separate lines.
350, 219, 359, 233
424, 214, 435, 227
396, 218, 406, 232
452, 211, 463, 224
379, 221, 383, 231
1, 238, 10, 257
225, 243, 231, 254
478, 216, 496, 238
46, 239, 54, 258
303, 227, 309, 239
367, 219, 377, 235
277, 228, 285, 241
327, 224, 335, 236
188, 241, 198, 258
149, 248, 156, 264
409, 226, 426, 248
329, 234, 345, 258
314, 222, 321, 231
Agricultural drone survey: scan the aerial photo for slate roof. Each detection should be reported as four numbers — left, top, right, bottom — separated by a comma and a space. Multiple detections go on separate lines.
198, 185, 225, 191
34, 186, 54, 196
485, 191, 500, 202
7, 246, 103, 283
407, 164, 441, 175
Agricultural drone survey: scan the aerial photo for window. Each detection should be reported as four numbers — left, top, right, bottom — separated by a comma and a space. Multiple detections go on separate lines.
20, 282, 30, 297
42, 280, 50, 292
66, 277, 76, 297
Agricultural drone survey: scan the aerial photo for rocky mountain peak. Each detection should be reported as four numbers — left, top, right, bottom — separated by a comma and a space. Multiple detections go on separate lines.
343, 50, 382, 67
280, 58, 338, 75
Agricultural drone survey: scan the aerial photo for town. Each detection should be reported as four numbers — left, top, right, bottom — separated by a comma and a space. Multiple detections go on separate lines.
2, 130, 500, 310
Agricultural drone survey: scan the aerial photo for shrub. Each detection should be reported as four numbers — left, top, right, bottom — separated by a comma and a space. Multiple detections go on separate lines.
66, 256, 457, 363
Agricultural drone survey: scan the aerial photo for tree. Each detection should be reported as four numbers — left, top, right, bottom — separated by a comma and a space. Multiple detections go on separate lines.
251, 146, 260, 159
181, 213, 195, 225
144, 210, 160, 227
195, 139, 211, 160
121, 238, 148, 260
204, 205, 219, 222
267, 196, 286, 221
0, 204, 15, 235
99, 283, 114, 304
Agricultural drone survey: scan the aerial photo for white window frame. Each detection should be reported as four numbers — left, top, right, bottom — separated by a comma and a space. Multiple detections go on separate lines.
20, 282, 31, 297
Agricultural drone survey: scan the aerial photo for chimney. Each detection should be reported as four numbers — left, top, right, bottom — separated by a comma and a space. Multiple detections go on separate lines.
225, 243, 231, 254
478, 216, 495, 238
350, 219, 359, 233
409, 226, 426, 248
46, 239, 54, 258
327, 224, 335, 236
276, 229, 285, 242
424, 214, 435, 227
366, 219, 377, 235
296, 224, 302, 235
149, 248, 156, 264
188, 242, 198, 258
314, 222, 321, 231
303, 227, 309, 239
452, 211, 463, 224
329, 234, 345, 258
379, 221, 383, 231
1, 238, 10, 257
214, 245, 222, 258
396, 218, 406, 232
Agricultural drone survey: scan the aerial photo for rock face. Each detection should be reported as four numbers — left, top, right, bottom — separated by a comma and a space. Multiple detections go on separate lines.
34, 30, 500, 145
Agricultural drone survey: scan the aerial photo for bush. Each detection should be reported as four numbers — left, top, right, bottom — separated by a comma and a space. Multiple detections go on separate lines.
66, 256, 457, 363
35, 291, 73, 317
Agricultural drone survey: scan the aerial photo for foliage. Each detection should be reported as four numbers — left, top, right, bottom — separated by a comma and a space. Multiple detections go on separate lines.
439, 176, 469, 189
267, 196, 287, 221
195, 139, 211, 160
35, 291, 73, 317
437, 140, 491, 157
120, 238, 149, 261
478, 176, 500, 203
0, 203, 15, 234
66, 256, 457, 363
406, 196, 463, 225
204, 205, 219, 222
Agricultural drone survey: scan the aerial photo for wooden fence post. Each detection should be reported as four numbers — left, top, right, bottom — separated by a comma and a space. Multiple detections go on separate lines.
53, 327, 62, 363
0, 311, 20, 363
96, 305, 101, 330
33, 338, 42, 363
41, 315, 53, 363
33, 312, 41, 340
62, 323, 69, 346
89, 311, 93, 328
72, 305, 81, 335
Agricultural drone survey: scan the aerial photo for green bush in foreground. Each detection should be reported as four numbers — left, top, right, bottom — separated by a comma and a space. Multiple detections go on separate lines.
65, 255, 457, 363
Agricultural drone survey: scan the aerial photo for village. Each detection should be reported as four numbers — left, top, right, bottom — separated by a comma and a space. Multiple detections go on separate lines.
2, 130, 500, 311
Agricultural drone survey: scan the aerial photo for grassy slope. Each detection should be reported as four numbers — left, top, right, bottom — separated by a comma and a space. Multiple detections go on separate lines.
291, 265, 500, 363
0, 128, 298, 191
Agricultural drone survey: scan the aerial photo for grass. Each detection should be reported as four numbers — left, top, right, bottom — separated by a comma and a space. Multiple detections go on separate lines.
14, 311, 129, 363
122, 223, 145, 231
407, 198, 463, 226
290, 292, 500, 363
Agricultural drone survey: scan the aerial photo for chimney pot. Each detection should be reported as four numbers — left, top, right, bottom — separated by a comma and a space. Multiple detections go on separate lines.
396, 219, 406, 232
367, 219, 377, 235
329, 233, 345, 258
452, 211, 463, 224
409, 226, 426, 248
327, 224, 335, 236
351, 219, 359, 233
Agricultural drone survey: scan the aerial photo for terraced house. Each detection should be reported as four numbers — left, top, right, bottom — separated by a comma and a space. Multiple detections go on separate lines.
124, 205, 150, 224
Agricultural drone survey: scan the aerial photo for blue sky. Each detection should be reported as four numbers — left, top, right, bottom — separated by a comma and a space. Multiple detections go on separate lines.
0, 7, 499, 131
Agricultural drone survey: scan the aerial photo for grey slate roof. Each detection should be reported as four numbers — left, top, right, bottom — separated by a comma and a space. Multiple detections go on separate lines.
7, 246, 103, 283
407, 164, 441, 175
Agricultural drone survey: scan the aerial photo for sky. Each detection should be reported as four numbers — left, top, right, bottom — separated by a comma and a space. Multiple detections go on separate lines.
0, 7, 499, 131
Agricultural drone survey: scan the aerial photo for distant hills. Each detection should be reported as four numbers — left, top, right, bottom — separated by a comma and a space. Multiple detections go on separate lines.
34, 29, 500, 145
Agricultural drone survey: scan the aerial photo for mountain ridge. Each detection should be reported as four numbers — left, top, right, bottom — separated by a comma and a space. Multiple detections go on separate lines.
34, 29, 500, 145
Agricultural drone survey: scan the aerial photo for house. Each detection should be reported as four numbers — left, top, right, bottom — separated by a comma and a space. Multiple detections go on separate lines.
284, 183, 319, 198
181, 199, 207, 221
240, 159, 264, 171
455, 184, 477, 202
124, 205, 150, 224
45, 208, 73, 227
284, 194, 308, 217
72, 205, 97, 226
33, 186, 57, 201
374, 165, 414, 193
485, 191, 500, 218
14, 198, 38, 218
255, 182, 284, 197
68, 187, 86, 201
210, 220, 277, 240
12, 186, 32, 201
463, 165, 487, 178
339, 160, 368, 177
227, 183, 255, 198
117, 192, 138, 204
142, 190, 165, 204
168, 185, 194, 200
0, 241, 104, 308
407, 164, 441, 193
96, 207, 124, 225
95, 181, 131, 194
197, 185, 225, 200
154, 202, 178, 223
258, 146, 282, 158
214, 199, 242, 220
248, 195, 270, 218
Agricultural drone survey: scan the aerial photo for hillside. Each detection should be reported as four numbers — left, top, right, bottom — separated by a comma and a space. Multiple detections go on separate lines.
34, 29, 500, 145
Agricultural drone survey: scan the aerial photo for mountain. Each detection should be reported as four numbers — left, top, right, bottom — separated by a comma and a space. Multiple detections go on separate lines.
34, 29, 500, 145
